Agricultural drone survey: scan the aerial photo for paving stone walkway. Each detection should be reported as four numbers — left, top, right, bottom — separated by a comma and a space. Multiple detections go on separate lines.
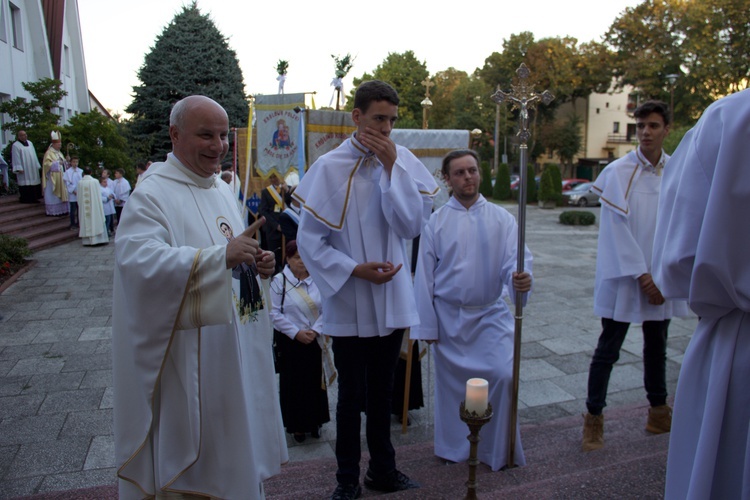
0, 203, 698, 497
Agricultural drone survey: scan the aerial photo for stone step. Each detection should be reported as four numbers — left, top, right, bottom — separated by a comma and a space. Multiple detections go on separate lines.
0, 201, 46, 221
0, 195, 77, 252
0, 209, 61, 234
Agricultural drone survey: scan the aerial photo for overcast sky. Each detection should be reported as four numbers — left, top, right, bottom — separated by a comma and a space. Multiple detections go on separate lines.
77, 0, 643, 117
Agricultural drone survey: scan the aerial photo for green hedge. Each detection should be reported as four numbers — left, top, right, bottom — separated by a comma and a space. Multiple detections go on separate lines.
559, 210, 596, 226
0, 234, 32, 264
539, 163, 562, 204
479, 160, 493, 198
493, 163, 511, 200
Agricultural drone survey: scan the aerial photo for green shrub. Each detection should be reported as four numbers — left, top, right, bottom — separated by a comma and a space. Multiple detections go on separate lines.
559, 210, 596, 226
0, 234, 32, 264
479, 160, 493, 198
526, 164, 537, 203
493, 163, 511, 200
539, 163, 563, 204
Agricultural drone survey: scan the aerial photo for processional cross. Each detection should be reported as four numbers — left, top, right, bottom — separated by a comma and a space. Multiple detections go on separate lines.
421, 76, 434, 97
420, 77, 435, 130
491, 63, 554, 469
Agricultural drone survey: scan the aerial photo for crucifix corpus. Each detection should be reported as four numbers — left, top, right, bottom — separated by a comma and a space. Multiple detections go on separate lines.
491, 63, 554, 468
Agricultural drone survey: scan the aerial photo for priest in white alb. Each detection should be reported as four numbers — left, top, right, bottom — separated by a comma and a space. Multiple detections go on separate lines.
11, 130, 42, 203
112, 95, 287, 500
76, 167, 108, 245
412, 149, 532, 471
653, 89, 750, 500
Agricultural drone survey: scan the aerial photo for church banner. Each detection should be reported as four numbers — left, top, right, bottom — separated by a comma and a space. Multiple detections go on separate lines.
305, 109, 356, 166
255, 93, 306, 179
390, 129, 470, 209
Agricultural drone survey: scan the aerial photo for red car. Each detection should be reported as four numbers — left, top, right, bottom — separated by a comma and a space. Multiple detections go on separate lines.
562, 178, 590, 192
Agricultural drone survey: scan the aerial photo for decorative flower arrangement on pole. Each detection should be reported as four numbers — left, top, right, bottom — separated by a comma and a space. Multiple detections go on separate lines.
330, 53, 354, 111
276, 60, 288, 94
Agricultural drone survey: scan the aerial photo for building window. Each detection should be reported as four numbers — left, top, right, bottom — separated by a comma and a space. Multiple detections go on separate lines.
626, 123, 636, 142
627, 93, 638, 112
596, 108, 600, 114
0, 3, 7, 43
64, 45, 71, 76
605, 102, 609, 108
0, 94, 10, 146
10, 2, 22, 50
613, 122, 620, 134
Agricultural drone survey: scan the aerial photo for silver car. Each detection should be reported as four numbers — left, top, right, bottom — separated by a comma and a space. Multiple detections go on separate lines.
563, 182, 600, 207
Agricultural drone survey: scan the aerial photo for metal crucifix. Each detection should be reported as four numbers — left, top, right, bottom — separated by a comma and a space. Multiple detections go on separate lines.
491, 63, 554, 468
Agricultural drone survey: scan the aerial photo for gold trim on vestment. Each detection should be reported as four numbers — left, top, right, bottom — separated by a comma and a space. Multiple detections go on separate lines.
592, 164, 639, 216
292, 158, 362, 230
118, 250, 206, 497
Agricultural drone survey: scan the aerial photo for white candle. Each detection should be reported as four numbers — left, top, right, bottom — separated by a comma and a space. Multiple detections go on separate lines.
465, 378, 488, 414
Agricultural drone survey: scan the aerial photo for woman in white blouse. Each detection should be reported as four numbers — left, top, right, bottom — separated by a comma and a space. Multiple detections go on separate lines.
270, 240, 334, 443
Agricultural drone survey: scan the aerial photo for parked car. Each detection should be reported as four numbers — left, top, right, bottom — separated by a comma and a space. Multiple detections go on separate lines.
562, 178, 590, 191
511, 175, 540, 191
562, 182, 600, 207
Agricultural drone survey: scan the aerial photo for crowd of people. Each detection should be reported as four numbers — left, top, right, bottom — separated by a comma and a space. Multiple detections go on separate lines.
6, 129, 150, 247
5, 80, 738, 499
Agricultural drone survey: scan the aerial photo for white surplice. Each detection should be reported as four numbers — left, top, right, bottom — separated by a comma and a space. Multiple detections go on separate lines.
77, 175, 108, 245
591, 149, 689, 323
11, 139, 41, 186
653, 89, 750, 500
100, 184, 115, 216
293, 134, 438, 336
113, 153, 287, 500
112, 176, 131, 207
411, 195, 532, 471
63, 166, 82, 202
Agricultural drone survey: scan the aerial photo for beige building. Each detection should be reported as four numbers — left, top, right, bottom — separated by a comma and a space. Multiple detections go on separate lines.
544, 85, 640, 179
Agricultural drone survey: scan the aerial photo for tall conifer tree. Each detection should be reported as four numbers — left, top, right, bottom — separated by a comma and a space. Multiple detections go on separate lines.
126, 2, 249, 161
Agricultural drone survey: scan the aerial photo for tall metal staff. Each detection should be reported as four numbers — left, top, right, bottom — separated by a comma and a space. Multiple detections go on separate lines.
491, 63, 554, 468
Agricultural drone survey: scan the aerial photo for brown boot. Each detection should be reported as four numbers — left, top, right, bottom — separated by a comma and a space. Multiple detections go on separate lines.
582, 413, 604, 451
646, 404, 672, 434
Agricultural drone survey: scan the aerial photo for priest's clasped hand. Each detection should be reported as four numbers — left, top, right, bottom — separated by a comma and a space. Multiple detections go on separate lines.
226, 217, 273, 273
513, 272, 532, 293
352, 261, 402, 285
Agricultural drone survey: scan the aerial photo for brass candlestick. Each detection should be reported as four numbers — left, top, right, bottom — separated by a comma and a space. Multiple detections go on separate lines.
460, 401, 494, 500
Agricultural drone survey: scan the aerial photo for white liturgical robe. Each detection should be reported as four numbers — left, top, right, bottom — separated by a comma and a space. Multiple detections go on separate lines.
77, 175, 108, 245
112, 153, 287, 499
412, 195, 532, 471
293, 134, 438, 336
653, 89, 750, 500
11, 139, 41, 186
591, 149, 688, 323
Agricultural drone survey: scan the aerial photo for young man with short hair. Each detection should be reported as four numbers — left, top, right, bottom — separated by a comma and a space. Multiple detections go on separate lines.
582, 101, 689, 451
412, 149, 532, 470
63, 156, 82, 229
294, 80, 438, 500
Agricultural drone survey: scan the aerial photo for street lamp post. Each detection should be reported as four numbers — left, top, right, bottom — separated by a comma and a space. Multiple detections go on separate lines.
666, 73, 679, 123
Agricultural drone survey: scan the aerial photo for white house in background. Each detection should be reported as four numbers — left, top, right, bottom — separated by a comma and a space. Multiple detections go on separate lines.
544, 85, 640, 179
0, 0, 90, 150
